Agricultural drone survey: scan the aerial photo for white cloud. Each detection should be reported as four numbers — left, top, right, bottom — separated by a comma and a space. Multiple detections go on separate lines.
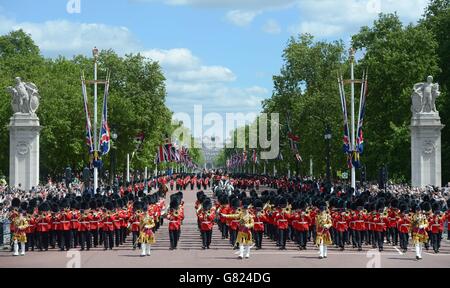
226, 10, 260, 27
262, 19, 281, 34
143, 0, 297, 10
0, 13, 268, 126
290, 0, 429, 38
0, 16, 140, 56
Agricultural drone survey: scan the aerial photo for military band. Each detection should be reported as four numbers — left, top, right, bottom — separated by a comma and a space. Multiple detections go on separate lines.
4, 174, 449, 262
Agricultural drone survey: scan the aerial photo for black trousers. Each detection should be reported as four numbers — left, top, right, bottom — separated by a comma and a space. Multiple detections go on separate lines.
253, 231, 263, 248
296, 230, 308, 248
278, 229, 288, 248
26, 233, 35, 251
169, 230, 180, 248
336, 231, 345, 248
221, 223, 229, 239
103, 230, 114, 249
114, 229, 121, 247
50, 230, 58, 248
388, 227, 398, 245
59, 230, 71, 251
430, 232, 442, 252
72, 230, 79, 248
352, 230, 363, 248
132, 231, 140, 248
37, 231, 49, 251
230, 229, 238, 246
201, 230, 212, 248
120, 227, 127, 244
399, 232, 409, 250
80, 231, 92, 250
375, 231, 385, 250
92, 230, 99, 247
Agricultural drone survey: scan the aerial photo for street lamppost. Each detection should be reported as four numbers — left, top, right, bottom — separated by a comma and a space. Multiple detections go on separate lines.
324, 125, 332, 187
92, 47, 99, 194
110, 132, 118, 189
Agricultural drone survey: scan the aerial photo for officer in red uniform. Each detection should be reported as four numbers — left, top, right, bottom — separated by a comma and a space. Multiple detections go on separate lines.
71, 201, 81, 249
373, 201, 388, 252
428, 202, 446, 253
78, 202, 92, 251
130, 201, 143, 250
217, 194, 230, 239
291, 200, 310, 250
228, 197, 240, 248
274, 197, 290, 250
252, 199, 266, 250
397, 204, 411, 253
352, 206, 368, 251
102, 202, 115, 250
25, 206, 36, 252
387, 199, 400, 246
58, 200, 73, 251
89, 200, 101, 247
197, 198, 215, 249
36, 202, 52, 251
167, 199, 182, 250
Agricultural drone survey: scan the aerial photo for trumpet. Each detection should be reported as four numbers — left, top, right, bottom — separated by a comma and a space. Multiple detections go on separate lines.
282, 207, 292, 215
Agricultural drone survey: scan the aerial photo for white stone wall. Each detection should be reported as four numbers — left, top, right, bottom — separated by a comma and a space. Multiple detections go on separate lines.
410, 113, 444, 188
8, 114, 41, 191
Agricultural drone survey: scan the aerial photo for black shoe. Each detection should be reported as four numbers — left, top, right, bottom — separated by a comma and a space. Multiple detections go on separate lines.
207, 246, 210, 249
340, 247, 345, 251
358, 247, 362, 252
104, 248, 108, 251
319, 256, 323, 259
202, 246, 206, 250
80, 248, 85, 251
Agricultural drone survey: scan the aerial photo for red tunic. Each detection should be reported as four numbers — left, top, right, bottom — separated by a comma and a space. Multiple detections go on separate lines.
253, 212, 266, 232
57, 211, 73, 231
78, 213, 92, 232
274, 211, 290, 230
36, 213, 52, 232
373, 213, 388, 232
198, 210, 215, 231
397, 214, 411, 234
291, 211, 310, 232
428, 214, 446, 234
102, 214, 116, 232
352, 211, 367, 231
167, 211, 182, 231
71, 210, 80, 230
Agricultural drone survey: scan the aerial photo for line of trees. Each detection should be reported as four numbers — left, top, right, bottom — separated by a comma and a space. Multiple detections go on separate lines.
217, 0, 450, 184
0, 30, 203, 181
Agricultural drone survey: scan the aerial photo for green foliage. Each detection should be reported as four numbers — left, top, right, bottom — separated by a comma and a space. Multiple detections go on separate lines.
0, 30, 173, 179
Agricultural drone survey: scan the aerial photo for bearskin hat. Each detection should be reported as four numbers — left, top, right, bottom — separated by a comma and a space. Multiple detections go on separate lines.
230, 197, 240, 209
203, 198, 212, 210
11, 198, 21, 209
421, 201, 431, 212
133, 201, 143, 212
432, 202, 441, 213
104, 201, 114, 211
253, 199, 263, 209
39, 202, 51, 213
242, 198, 252, 209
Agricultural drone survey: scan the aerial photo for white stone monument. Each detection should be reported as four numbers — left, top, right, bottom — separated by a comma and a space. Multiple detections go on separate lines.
6, 77, 42, 191
410, 76, 444, 188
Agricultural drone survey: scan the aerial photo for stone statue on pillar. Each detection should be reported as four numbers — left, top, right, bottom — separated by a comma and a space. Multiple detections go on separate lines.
7, 77, 42, 191
410, 76, 444, 188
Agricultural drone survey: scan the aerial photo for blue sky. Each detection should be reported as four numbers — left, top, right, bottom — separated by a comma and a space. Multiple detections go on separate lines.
0, 0, 429, 141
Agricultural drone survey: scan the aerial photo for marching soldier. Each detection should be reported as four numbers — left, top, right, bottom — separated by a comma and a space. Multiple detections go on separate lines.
78, 202, 92, 251
222, 199, 255, 259
428, 202, 445, 253
197, 198, 215, 249
138, 204, 156, 257
412, 203, 429, 260
291, 200, 310, 250
397, 204, 411, 253
274, 197, 290, 250
252, 199, 266, 250
12, 207, 29, 256
102, 202, 115, 250
36, 202, 51, 251
58, 200, 73, 251
316, 202, 332, 259
167, 200, 182, 250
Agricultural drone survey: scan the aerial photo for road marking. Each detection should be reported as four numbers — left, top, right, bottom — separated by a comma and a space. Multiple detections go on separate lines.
394, 247, 403, 255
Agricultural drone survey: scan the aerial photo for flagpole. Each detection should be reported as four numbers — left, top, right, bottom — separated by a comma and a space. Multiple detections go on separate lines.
126, 153, 130, 183
350, 48, 356, 189
93, 47, 99, 194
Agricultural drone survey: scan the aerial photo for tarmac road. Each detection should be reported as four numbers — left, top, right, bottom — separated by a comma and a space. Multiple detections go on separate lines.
1, 187, 449, 268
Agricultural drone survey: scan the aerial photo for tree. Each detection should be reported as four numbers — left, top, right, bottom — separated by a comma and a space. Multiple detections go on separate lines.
352, 13, 440, 181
